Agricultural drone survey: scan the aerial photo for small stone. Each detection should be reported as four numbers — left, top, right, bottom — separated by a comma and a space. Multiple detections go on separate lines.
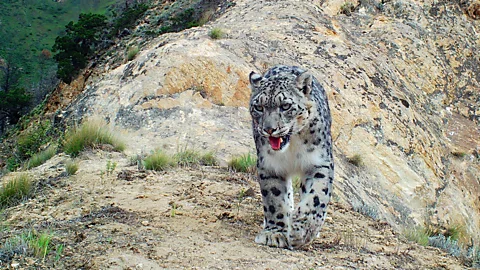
141, 220, 149, 226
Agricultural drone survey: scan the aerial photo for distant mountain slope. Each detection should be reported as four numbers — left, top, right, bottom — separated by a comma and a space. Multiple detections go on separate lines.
0, 0, 122, 86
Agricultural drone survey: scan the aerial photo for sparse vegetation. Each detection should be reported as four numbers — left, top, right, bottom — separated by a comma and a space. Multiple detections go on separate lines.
228, 153, 257, 173
126, 45, 139, 61
174, 148, 218, 167
110, 3, 149, 38
143, 150, 175, 171
105, 160, 117, 176
339, 2, 356, 16
199, 151, 218, 166
30, 232, 53, 260
54, 243, 64, 261
0, 229, 54, 262
352, 202, 380, 220
16, 120, 53, 161
174, 149, 202, 167
347, 154, 363, 167
452, 151, 467, 159
403, 226, 431, 246
169, 201, 181, 217
402, 223, 480, 267
63, 121, 125, 157
209, 27, 225, 39
0, 174, 33, 209
25, 145, 57, 169
142, 147, 217, 171
65, 159, 79, 176
339, 229, 368, 252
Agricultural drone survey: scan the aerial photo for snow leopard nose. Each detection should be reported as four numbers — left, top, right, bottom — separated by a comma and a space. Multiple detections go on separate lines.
264, 128, 277, 135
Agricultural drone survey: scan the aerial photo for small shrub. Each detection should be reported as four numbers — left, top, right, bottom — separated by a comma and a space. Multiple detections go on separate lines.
0, 174, 33, 209
63, 121, 125, 157
16, 120, 52, 160
352, 202, 379, 220
126, 45, 139, 61
65, 160, 78, 176
199, 151, 217, 166
452, 151, 467, 159
174, 149, 201, 167
143, 150, 175, 171
25, 145, 57, 169
339, 2, 356, 16
228, 153, 257, 173
105, 160, 117, 176
347, 154, 363, 167
428, 234, 462, 257
209, 27, 225, 39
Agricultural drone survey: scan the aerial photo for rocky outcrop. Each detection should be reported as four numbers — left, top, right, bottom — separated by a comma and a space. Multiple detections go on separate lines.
58, 0, 480, 244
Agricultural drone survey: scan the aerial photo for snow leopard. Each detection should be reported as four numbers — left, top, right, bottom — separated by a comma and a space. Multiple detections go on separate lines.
249, 65, 334, 249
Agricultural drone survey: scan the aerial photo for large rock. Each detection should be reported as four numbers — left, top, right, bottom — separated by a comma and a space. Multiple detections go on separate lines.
60, 0, 480, 244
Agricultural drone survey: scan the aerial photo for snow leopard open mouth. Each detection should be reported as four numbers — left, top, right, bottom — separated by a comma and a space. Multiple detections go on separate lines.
268, 135, 290, 151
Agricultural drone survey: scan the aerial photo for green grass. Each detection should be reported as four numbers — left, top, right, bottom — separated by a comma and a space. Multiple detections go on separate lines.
63, 121, 125, 157
126, 45, 139, 61
173, 148, 218, 167
65, 160, 79, 176
209, 27, 225, 39
142, 148, 217, 171
0, 174, 33, 210
30, 232, 52, 260
25, 145, 57, 169
228, 153, 257, 173
143, 150, 175, 171
403, 226, 431, 246
0, 229, 54, 262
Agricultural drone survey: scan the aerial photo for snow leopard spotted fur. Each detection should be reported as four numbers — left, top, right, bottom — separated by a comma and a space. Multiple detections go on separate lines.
249, 65, 334, 249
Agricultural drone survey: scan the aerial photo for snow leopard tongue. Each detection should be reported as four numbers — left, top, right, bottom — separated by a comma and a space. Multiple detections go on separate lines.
269, 136, 282, 150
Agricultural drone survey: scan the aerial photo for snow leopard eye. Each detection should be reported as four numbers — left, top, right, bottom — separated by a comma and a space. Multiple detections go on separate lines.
280, 103, 292, 111
253, 105, 264, 112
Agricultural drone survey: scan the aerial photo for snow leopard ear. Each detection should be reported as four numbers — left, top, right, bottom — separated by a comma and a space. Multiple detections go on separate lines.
296, 71, 313, 96
249, 71, 263, 89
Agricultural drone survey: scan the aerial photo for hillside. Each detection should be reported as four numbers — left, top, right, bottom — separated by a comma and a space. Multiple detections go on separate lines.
1, 0, 480, 268
0, 151, 470, 268
0, 0, 123, 87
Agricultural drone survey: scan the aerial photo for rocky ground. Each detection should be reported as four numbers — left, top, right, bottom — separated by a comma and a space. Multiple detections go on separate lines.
0, 148, 469, 269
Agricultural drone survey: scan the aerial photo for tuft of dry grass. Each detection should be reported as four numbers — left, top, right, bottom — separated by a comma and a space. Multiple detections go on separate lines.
0, 174, 33, 210
63, 121, 125, 157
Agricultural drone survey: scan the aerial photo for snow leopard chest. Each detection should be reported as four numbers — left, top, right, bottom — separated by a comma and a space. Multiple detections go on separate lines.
261, 133, 326, 177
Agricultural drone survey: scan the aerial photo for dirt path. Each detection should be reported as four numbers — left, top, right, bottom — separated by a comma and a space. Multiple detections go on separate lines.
1, 150, 467, 269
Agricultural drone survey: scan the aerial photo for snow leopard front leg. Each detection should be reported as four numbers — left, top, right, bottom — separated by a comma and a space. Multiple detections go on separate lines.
289, 162, 333, 248
255, 167, 293, 248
